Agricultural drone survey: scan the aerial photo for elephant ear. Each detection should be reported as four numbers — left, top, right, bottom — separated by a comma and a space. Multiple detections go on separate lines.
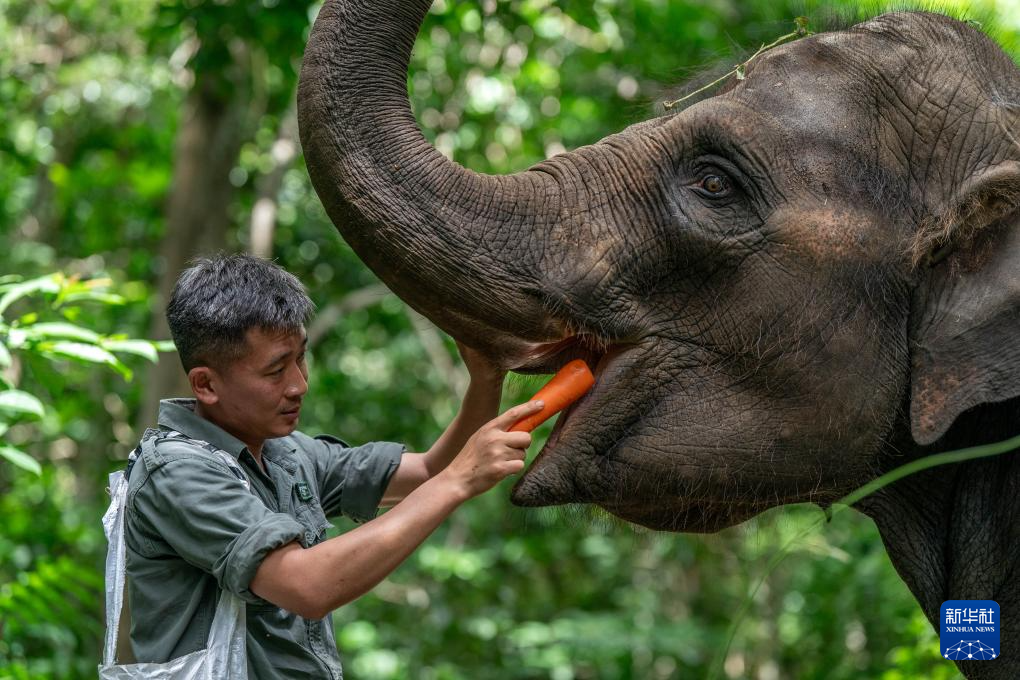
910, 161, 1020, 445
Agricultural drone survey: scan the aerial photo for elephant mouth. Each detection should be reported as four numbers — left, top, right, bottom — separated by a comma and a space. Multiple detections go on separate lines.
540, 345, 624, 443
508, 334, 625, 450
508, 335, 633, 436
509, 336, 644, 505
508, 333, 616, 375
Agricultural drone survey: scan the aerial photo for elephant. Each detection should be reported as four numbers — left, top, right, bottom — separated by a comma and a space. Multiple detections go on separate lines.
296, 1, 1020, 677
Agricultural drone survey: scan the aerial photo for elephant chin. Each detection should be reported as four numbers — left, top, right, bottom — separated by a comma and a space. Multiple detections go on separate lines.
597, 500, 770, 533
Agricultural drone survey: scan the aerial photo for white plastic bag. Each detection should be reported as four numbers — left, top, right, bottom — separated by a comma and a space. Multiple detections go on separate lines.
98, 464, 248, 679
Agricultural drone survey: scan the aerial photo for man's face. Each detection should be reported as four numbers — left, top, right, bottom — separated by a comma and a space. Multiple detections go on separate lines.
203, 326, 309, 445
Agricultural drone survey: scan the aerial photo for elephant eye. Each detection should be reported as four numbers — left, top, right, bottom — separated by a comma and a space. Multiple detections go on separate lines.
698, 174, 730, 196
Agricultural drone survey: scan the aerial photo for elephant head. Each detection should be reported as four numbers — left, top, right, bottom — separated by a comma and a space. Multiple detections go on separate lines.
298, 3, 1019, 675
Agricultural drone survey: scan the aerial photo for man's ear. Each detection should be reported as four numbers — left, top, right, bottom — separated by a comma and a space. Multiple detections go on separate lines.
188, 366, 219, 406
909, 161, 1020, 445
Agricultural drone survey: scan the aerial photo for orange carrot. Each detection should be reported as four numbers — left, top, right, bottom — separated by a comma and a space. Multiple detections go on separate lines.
509, 359, 596, 433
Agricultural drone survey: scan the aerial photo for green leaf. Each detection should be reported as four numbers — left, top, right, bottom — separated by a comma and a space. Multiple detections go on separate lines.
101, 338, 158, 363
53, 277, 113, 306
23, 322, 101, 343
0, 390, 45, 419
0, 446, 41, 475
6, 328, 27, 349
38, 341, 133, 380
0, 341, 10, 369
153, 340, 177, 352
60, 291, 126, 306
0, 274, 61, 316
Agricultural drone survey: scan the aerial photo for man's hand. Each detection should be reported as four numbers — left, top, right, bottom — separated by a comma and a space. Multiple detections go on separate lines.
438, 400, 544, 499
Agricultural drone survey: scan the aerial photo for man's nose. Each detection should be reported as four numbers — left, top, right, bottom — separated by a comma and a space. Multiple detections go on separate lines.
286, 365, 308, 397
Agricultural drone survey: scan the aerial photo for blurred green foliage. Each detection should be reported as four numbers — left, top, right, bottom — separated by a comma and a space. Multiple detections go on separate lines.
0, 272, 169, 475
0, 274, 167, 678
3, 0, 1018, 677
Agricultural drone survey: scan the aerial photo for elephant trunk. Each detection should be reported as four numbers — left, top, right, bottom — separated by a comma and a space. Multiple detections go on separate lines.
297, 0, 566, 361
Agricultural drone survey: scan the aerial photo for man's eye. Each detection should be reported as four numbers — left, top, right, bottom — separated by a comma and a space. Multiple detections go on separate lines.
698, 174, 730, 196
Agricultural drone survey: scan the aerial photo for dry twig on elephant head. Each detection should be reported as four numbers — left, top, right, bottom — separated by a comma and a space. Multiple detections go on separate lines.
663, 17, 813, 110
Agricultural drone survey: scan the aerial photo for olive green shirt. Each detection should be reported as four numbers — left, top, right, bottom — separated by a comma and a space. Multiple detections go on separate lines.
123, 398, 404, 679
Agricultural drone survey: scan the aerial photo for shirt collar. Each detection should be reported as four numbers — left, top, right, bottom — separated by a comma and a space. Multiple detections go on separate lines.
157, 398, 299, 463
157, 398, 250, 459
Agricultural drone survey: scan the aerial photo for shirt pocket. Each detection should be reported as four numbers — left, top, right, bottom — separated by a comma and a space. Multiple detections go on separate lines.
293, 486, 333, 548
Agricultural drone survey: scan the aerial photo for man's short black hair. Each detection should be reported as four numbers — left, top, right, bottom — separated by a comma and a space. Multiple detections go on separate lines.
167, 253, 315, 372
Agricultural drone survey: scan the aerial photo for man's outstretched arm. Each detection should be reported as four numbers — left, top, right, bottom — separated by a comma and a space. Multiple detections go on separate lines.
380, 342, 507, 506
249, 400, 542, 620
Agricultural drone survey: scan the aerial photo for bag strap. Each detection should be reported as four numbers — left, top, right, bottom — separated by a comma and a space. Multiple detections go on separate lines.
158, 428, 250, 490
101, 430, 157, 666
103, 429, 251, 665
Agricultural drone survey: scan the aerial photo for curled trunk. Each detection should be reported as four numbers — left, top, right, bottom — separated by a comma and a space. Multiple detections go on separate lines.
298, 0, 567, 361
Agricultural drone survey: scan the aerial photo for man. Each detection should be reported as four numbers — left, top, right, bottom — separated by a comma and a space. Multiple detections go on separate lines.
122, 254, 542, 677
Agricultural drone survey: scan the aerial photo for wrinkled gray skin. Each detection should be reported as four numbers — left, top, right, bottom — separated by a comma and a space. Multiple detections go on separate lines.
297, 1, 1020, 676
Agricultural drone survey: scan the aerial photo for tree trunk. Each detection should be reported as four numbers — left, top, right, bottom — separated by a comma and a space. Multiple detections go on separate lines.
140, 71, 251, 427
249, 106, 298, 258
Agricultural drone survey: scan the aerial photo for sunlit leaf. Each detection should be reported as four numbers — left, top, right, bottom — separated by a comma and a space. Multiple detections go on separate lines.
81, 277, 113, 290
0, 445, 41, 475
6, 328, 28, 349
0, 390, 45, 419
38, 342, 133, 380
101, 338, 158, 363
0, 341, 10, 369
0, 274, 61, 316
23, 322, 101, 343
61, 292, 126, 306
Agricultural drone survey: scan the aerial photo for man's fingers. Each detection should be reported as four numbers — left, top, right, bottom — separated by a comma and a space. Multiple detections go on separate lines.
493, 443, 527, 461
501, 459, 526, 475
493, 400, 545, 429
502, 432, 532, 451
